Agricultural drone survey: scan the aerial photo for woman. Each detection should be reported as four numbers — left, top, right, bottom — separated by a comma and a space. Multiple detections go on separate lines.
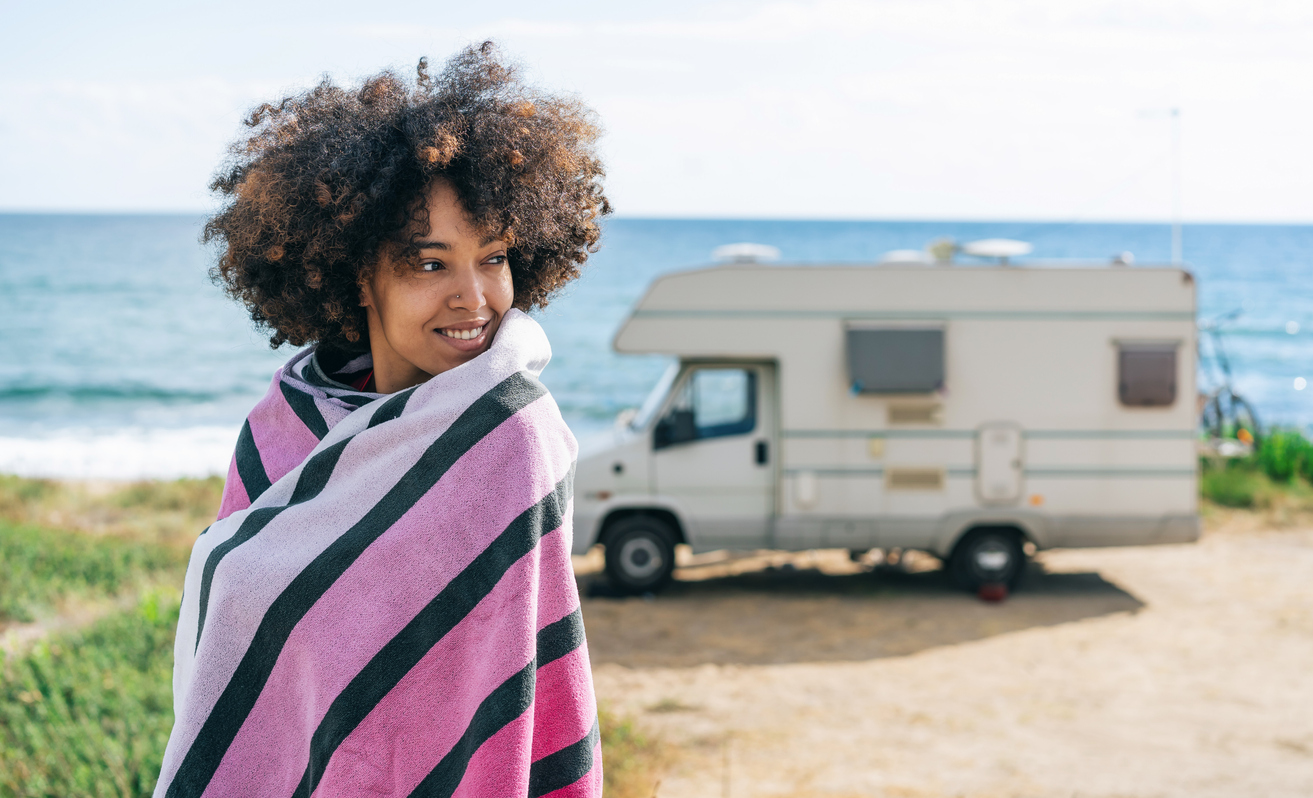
155, 43, 608, 797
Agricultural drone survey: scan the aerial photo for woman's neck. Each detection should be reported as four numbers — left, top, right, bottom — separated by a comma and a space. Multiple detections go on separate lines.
364, 319, 432, 394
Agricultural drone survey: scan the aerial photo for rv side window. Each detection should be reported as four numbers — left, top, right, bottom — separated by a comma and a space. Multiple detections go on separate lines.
1118, 343, 1178, 407
654, 368, 756, 448
846, 327, 945, 394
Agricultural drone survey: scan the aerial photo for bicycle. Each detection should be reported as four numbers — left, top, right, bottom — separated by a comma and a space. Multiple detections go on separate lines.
1198, 309, 1261, 455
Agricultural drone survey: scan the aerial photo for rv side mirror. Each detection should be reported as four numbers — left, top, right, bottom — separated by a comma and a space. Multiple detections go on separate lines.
654, 409, 698, 449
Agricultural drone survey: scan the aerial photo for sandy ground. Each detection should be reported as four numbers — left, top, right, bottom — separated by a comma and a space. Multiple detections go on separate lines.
576, 512, 1313, 797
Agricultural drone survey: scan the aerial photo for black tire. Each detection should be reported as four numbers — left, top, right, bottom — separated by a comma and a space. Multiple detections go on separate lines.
948, 527, 1026, 592
603, 516, 677, 594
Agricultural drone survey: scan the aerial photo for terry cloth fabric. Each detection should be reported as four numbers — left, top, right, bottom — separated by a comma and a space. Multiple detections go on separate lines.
155, 309, 601, 798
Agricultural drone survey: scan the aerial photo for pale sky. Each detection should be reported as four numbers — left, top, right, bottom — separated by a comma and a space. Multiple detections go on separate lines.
2, 0, 1311, 221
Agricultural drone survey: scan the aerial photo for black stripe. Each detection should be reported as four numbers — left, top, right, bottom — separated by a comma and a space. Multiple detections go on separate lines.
234, 420, 272, 503
536, 608, 585, 668
166, 372, 547, 798
407, 663, 537, 798
303, 355, 347, 390
528, 717, 601, 798
367, 386, 416, 428
288, 439, 350, 505
279, 380, 331, 440
298, 474, 572, 796
194, 438, 349, 650
338, 394, 375, 407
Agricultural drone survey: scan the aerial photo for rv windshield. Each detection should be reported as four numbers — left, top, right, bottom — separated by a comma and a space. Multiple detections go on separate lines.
630, 362, 680, 431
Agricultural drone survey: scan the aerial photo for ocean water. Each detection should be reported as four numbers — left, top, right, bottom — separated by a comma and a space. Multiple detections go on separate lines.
1, 214, 1310, 478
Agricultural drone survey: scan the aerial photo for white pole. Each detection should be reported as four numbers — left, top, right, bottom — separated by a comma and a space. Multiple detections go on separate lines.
1171, 108, 1182, 264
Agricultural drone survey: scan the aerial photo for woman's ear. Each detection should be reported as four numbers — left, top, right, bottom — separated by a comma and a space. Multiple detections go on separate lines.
359, 276, 375, 309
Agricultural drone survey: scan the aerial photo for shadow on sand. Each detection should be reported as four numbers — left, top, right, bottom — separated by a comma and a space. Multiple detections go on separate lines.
579, 555, 1143, 668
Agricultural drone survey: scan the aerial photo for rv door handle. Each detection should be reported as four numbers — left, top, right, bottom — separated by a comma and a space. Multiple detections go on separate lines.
755, 440, 769, 465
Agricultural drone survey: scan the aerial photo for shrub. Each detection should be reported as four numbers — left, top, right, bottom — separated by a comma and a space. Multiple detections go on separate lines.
1257, 429, 1309, 483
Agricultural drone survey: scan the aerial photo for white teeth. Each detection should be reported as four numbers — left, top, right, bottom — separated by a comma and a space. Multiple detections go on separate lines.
442, 325, 483, 340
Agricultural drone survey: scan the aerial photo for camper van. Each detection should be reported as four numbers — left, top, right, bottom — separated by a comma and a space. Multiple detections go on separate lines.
573, 254, 1199, 593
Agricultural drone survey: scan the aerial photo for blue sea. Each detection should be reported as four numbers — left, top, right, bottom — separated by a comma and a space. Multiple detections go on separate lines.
1, 214, 1310, 478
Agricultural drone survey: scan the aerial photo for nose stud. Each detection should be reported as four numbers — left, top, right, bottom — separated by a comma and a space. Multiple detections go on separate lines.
455, 294, 460, 299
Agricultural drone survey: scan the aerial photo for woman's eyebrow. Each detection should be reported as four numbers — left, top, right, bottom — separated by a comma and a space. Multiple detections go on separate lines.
409, 237, 503, 250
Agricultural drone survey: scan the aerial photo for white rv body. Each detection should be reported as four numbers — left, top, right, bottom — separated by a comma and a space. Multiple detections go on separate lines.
573, 263, 1199, 564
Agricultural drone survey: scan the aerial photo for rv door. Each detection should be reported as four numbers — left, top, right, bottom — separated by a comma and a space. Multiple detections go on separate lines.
651, 363, 776, 551
977, 422, 1024, 505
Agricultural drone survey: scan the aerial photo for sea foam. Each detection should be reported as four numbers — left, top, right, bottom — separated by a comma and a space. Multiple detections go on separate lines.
0, 426, 240, 480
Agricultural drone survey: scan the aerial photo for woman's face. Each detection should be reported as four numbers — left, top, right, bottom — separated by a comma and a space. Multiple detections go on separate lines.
360, 180, 514, 393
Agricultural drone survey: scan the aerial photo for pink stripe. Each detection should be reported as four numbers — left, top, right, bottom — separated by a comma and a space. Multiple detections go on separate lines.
534, 504, 581, 633
216, 454, 249, 521
449, 706, 533, 798
531, 646, 597, 761
247, 379, 322, 489
206, 397, 572, 796
311, 529, 555, 797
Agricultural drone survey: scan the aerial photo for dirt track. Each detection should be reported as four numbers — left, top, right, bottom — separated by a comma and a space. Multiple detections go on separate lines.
576, 512, 1313, 797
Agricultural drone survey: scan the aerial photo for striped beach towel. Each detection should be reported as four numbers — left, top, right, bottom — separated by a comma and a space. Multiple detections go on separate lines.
155, 310, 600, 797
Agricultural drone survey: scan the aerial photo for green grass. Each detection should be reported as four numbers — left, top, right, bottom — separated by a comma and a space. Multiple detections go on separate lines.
0, 521, 183, 624
0, 592, 178, 798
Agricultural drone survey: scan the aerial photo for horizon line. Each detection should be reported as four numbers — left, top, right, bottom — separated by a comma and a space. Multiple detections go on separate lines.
1, 209, 1312, 227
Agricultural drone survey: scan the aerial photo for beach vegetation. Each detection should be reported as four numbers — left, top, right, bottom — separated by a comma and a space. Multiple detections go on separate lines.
1255, 428, 1313, 484
0, 475, 221, 550
0, 520, 182, 624
1200, 429, 1313, 516
0, 592, 177, 797
599, 703, 668, 798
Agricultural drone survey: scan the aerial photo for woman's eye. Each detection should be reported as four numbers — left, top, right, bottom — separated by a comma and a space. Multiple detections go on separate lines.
420, 261, 444, 272
486, 254, 507, 265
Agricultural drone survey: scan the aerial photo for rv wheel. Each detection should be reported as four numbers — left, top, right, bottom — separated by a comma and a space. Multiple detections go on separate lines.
949, 528, 1026, 592
603, 516, 677, 594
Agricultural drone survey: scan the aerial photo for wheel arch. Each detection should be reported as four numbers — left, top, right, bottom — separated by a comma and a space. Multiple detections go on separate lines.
935, 513, 1045, 558
598, 506, 688, 547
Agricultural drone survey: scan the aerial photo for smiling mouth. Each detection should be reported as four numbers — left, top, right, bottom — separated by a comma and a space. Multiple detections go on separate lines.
439, 324, 486, 340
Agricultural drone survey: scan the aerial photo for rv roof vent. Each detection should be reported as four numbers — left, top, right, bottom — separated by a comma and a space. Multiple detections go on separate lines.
962, 238, 1033, 265
878, 249, 935, 265
712, 242, 781, 263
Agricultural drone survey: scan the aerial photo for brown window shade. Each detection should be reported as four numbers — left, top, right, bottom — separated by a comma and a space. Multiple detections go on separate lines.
888, 403, 942, 425
1118, 343, 1178, 407
886, 467, 945, 491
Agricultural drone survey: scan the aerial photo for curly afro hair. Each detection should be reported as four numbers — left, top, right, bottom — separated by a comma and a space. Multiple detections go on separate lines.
204, 42, 610, 351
